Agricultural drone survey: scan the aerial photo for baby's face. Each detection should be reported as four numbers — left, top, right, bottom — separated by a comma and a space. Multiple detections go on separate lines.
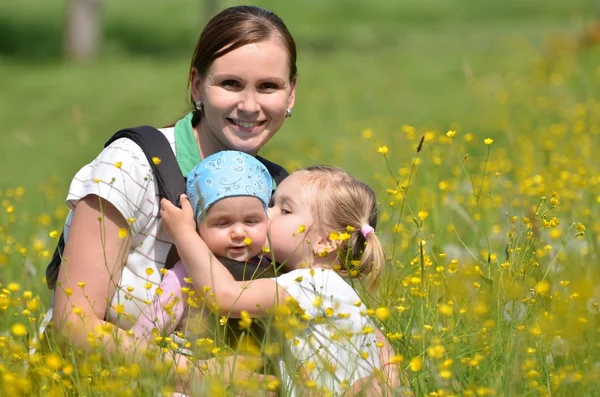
198, 196, 268, 262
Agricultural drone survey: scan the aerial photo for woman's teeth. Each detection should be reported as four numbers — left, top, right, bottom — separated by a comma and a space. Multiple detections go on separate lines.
232, 120, 261, 128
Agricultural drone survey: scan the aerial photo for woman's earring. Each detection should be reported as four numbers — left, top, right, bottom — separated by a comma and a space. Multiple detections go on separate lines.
195, 100, 203, 111
285, 108, 292, 119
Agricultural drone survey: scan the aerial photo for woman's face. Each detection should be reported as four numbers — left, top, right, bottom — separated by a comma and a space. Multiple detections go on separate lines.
192, 39, 296, 156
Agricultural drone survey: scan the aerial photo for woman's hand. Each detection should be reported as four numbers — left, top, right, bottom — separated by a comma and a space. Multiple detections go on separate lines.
160, 194, 197, 243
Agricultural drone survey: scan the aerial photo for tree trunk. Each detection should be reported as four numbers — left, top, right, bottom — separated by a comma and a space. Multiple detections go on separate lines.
64, 0, 102, 62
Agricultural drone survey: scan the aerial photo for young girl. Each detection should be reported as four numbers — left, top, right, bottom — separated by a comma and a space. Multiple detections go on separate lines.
161, 164, 389, 395
132, 150, 273, 339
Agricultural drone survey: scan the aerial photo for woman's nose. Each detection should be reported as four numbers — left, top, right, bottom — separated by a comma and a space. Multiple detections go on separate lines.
237, 89, 260, 113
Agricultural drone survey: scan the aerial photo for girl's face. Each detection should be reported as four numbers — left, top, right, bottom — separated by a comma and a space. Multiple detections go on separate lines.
267, 173, 320, 270
198, 196, 268, 262
192, 39, 296, 157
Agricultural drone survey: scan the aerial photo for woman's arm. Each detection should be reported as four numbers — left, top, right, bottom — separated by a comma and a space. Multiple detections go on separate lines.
52, 195, 135, 353
160, 196, 288, 317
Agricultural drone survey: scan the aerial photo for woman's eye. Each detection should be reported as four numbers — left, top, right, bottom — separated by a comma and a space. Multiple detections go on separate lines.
260, 82, 279, 91
221, 79, 240, 88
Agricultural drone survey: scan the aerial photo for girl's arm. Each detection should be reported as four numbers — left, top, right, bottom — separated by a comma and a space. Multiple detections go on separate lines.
53, 196, 135, 353
160, 196, 288, 317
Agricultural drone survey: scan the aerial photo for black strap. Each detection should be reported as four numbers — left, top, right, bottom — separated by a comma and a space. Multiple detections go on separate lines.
46, 126, 185, 289
105, 126, 185, 208
256, 155, 289, 187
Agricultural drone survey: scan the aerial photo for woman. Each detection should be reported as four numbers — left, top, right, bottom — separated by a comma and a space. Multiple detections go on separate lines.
49, 5, 404, 394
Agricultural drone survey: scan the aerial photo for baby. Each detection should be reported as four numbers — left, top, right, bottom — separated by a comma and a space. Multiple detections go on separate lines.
132, 150, 274, 339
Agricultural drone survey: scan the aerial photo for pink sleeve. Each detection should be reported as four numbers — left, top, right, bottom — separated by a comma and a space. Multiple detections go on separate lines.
131, 262, 189, 339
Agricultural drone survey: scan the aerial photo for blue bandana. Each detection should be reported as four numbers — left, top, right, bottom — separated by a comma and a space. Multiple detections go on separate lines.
186, 151, 272, 221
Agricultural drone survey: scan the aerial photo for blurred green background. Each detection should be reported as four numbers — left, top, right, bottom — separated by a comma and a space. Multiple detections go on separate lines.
1, 0, 598, 213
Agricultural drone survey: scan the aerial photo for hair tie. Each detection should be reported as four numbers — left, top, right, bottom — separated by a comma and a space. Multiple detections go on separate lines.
360, 224, 374, 238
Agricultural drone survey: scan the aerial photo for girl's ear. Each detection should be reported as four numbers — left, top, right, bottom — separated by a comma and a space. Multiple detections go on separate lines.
311, 233, 342, 258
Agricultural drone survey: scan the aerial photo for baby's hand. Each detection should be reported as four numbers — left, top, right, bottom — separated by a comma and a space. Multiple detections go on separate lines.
160, 194, 196, 243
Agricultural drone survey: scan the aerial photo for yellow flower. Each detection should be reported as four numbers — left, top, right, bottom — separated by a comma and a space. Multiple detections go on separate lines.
378, 146, 389, 155
296, 225, 306, 233
417, 210, 429, 220
446, 130, 456, 138
77, 282, 86, 288
114, 161, 123, 169
49, 230, 59, 239
219, 316, 228, 326
439, 369, 452, 380
152, 157, 161, 165
145, 268, 155, 276
261, 246, 271, 253
346, 225, 355, 232
118, 228, 129, 238
11, 323, 27, 337
362, 129, 373, 139
484, 138, 494, 145
375, 307, 391, 321
535, 281, 550, 295
243, 237, 252, 246
239, 310, 252, 329
410, 356, 422, 371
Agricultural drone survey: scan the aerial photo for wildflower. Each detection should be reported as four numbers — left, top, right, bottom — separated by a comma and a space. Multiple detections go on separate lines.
145, 268, 155, 276
484, 138, 494, 145
439, 304, 453, 316
375, 307, 391, 321
77, 282, 85, 288
378, 146, 389, 155
49, 230, 59, 239
439, 369, 452, 380
243, 237, 252, 246
362, 129, 373, 139
114, 161, 123, 168
418, 210, 428, 220
410, 357, 422, 371
11, 323, 27, 337
296, 224, 306, 233
118, 228, 129, 238
219, 316, 227, 326
239, 311, 252, 329
261, 246, 271, 253
535, 281, 550, 295
446, 130, 456, 138
152, 157, 161, 165
427, 344, 446, 359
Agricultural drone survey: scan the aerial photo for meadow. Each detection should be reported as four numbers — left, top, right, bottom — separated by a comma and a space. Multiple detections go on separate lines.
1, 0, 600, 395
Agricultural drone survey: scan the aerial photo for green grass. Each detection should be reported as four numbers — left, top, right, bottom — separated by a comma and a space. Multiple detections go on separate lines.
1, 0, 600, 395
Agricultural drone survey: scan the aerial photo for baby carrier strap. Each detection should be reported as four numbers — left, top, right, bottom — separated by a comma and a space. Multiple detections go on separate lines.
256, 155, 289, 187
45, 126, 185, 289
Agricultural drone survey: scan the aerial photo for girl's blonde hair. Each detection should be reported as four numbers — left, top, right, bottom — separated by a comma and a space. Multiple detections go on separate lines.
295, 165, 386, 288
